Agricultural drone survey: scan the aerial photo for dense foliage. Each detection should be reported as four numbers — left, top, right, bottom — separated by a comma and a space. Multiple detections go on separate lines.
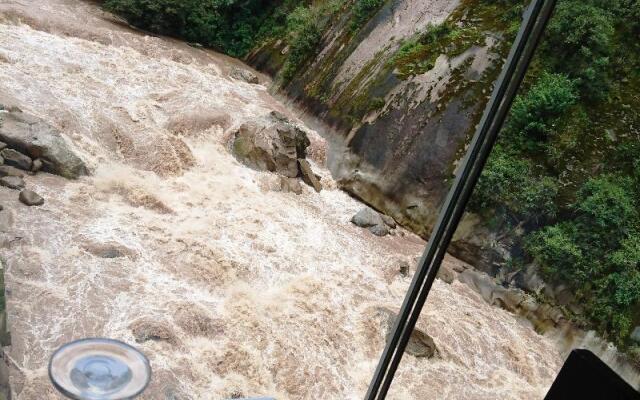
472, 0, 640, 346
103, 0, 279, 56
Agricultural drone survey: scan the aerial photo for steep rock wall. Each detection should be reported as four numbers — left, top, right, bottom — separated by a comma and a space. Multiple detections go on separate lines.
247, 0, 513, 238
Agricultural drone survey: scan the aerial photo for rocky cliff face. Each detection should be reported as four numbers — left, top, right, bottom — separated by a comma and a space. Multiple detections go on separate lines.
247, 0, 514, 238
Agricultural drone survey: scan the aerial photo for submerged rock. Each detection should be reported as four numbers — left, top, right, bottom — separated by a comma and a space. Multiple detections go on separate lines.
0, 110, 87, 178
436, 265, 456, 284
19, 189, 44, 206
1, 148, 31, 171
0, 165, 25, 178
0, 175, 25, 190
130, 317, 177, 344
369, 224, 390, 237
280, 177, 303, 195
232, 113, 310, 178
230, 67, 259, 84
378, 307, 438, 358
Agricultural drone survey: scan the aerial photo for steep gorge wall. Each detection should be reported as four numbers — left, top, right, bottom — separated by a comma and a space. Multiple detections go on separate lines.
247, 0, 512, 238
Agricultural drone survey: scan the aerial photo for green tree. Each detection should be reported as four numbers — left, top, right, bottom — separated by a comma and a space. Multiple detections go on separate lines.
544, 0, 615, 99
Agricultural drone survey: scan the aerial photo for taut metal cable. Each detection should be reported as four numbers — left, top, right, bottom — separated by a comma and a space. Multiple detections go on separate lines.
364, 0, 558, 398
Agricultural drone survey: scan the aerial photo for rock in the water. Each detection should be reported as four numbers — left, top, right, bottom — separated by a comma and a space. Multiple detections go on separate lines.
369, 224, 390, 236
0, 175, 25, 190
130, 317, 177, 344
398, 260, 411, 277
381, 214, 397, 228
405, 328, 438, 357
436, 265, 456, 284
352, 207, 391, 236
351, 207, 385, 228
378, 307, 437, 358
232, 113, 310, 178
1, 148, 31, 171
280, 177, 303, 195
0, 165, 25, 178
80, 239, 138, 259
0, 111, 87, 178
631, 327, 640, 343
19, 189, 44, 206
31, 158, 43, 172
298, 159, 322, 192
0, 142, 6, 151
230, 67, 259, 84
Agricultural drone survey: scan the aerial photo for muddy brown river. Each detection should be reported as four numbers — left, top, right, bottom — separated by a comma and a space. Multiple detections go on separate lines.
0, 0, 564, 398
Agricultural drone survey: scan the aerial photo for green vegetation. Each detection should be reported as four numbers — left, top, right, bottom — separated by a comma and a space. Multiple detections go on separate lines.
471, 0, 640, 346
351, 0, 385, 30
102, 0, 276, 57
390, 22, 484, 78
281, 6, 323, 81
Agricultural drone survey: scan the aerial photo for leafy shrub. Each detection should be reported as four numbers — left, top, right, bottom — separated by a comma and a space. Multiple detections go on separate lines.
527, 223, 583, 280
281, 6, 323, 82
505, 72, 577, 142
526, 174, 639, 344
574, 175, 638, 240
103, 0, 272, 56
472, 147, 558, 221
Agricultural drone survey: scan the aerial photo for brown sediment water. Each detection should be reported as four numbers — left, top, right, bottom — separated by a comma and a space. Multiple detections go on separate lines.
0, 0, 564, 398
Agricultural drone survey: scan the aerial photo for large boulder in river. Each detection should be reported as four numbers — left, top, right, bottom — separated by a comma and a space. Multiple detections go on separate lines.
0, 110, 87, 178
232, 112, 310, 178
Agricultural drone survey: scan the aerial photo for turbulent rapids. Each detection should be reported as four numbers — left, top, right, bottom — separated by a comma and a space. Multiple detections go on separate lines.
0, 0, 564, 398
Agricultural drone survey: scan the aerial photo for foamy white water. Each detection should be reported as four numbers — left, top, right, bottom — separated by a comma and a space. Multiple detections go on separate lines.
0, 0, 563, 398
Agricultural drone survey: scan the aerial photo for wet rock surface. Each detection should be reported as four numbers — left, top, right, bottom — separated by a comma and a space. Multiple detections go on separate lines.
351, 206, 397, 236
230, 67, 259, 84
232, 113, 310, 178
0, 166, 25, 178
0, 110, 87, 178
0, 176, 24, 190
0, 148, 31, 171
18, 189, 44, 206
298, 159, 322, 192
351, 207, 384, 228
